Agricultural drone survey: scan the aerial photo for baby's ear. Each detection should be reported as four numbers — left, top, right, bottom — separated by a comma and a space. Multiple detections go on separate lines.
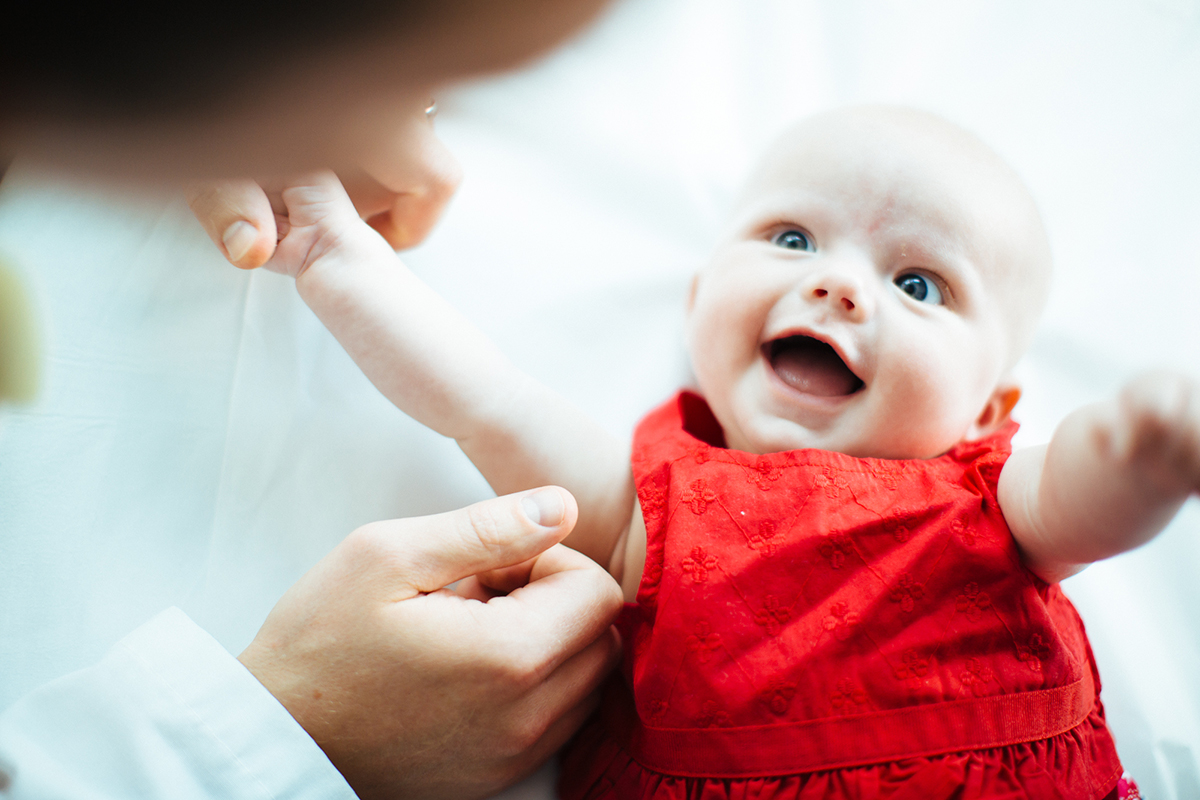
968, 383, 1022, 439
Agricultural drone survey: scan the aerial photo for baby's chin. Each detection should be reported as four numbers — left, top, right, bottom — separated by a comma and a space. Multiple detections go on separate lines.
721, 414, 847, 456
723, 412, 959, 460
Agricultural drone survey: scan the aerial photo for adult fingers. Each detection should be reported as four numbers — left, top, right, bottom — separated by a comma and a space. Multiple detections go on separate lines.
484, 544, 624, 676
186, 179, 278, 269
345, 116, 463, 250
473, 556, 541, 595
530, 625, 621, 721
475, 632, 619, 797
449, 575, 507, 602
503, 683, 610, 788
359, 487, 579, 597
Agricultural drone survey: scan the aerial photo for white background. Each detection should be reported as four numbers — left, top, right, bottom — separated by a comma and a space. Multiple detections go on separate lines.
1, 1, 1197, 797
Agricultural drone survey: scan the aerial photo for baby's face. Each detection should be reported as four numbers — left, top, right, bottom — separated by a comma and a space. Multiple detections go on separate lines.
687, 108, 1050, 459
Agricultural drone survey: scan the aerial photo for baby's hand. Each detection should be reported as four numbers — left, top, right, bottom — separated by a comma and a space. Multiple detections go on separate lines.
188, 171, 388, 278
187, 102, 461, 269
1104, 372, 1200, 497
254, 171, 387, 280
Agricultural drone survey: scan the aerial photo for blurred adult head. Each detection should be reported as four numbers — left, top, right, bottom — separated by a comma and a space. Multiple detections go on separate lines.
1, 0, 612, 180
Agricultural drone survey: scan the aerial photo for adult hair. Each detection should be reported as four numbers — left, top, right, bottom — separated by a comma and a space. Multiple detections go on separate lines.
1, 1, 434, 120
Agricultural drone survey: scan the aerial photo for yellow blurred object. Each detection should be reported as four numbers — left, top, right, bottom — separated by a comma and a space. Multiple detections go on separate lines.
0, 256, 40, 403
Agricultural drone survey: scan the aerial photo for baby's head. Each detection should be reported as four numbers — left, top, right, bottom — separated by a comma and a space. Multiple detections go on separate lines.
686, 106, 1051, 459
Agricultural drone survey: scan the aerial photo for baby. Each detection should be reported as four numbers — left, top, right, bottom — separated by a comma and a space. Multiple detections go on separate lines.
258, 106, 1196, 799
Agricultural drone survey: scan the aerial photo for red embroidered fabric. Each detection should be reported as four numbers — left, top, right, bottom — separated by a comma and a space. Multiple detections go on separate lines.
560, 392, 1123, 800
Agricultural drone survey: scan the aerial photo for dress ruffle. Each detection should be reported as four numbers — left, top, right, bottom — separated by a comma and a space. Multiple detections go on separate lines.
562, 703, 1122, 800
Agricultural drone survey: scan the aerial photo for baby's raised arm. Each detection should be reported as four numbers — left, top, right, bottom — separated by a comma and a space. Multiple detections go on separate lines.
999, 373, 1200, 583
260, 172, 636, 574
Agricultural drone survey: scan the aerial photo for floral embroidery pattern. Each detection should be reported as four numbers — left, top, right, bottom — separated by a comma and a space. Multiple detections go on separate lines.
681, 479, 716, 514
819, 533, 852, 569
955, 582, 992, 622
681, 546, 719, 583
1016, 634, 1052, 672
814, 467, 851, 498
867, 461, 904, 491
693, 448, 709, 465
646, 698, 669, 723
893, 649, 931, 690
951, 519, 977, 546
749, 455, 782, 491
761, 680, 797, 715
830, 678, 870, 711
640, 485, 665, 522
747, 521, 779, 557
823, 601, 860, 641
686, 620, 722, 663
699, 700, 732, 728
883, 515, 912, 544
960, 657, 998, 697
890, 574, 926, 612
754, 595, 791, 636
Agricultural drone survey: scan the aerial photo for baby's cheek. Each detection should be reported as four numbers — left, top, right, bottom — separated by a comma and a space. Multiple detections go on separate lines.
886, 348, 975, 455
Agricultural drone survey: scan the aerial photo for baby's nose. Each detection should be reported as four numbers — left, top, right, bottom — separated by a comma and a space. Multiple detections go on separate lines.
803, 270, 874, 321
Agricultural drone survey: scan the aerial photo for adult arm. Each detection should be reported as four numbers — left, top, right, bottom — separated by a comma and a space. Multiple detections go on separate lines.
0, 609, 356, 800
0, 487, 623, 800
998, 372, 1200, 584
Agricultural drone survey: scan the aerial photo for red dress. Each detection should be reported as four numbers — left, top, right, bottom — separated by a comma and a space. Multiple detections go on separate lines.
560, 392, 1124, 800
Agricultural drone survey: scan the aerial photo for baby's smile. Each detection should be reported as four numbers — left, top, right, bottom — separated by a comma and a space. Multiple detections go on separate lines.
763, 334, 864, 398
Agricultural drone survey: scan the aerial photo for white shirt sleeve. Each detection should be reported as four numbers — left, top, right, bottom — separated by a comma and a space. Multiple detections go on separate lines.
0, 608, 358, 800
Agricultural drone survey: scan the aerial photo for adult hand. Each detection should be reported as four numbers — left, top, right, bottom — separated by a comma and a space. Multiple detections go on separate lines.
187, 102, 461, 268
238, 486, 624, 800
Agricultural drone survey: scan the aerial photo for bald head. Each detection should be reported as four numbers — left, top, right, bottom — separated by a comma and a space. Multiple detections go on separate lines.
739, 106, 1051, 365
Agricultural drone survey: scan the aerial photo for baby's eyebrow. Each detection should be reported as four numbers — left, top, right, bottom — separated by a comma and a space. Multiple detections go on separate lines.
732, 203, 839, 242
884, 228, 991, 299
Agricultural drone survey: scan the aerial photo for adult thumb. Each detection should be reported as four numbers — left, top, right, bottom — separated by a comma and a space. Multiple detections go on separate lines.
379, 487, 579, 595
186, 179, 277, 269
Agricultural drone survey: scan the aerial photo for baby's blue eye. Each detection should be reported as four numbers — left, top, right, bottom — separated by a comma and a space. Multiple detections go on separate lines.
772, 229, 815, 251
895, 273, 944, 305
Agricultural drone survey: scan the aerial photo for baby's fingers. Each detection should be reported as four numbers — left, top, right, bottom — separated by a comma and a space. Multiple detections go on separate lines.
1116, 372, 1200, 491
187, 179, 278, 269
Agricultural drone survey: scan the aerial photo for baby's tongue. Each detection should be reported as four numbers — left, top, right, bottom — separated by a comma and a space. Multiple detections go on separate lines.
769, 337, 862, 397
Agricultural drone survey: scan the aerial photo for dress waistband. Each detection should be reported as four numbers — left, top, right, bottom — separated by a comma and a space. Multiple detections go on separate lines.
603, 668, 1096, 778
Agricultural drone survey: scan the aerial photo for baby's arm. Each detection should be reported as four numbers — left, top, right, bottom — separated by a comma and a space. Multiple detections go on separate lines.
265, 173, 636, 574
998, 373, 1200, 583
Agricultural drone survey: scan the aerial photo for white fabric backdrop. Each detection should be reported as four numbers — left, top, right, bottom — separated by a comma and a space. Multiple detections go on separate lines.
1, 1, 1197, 797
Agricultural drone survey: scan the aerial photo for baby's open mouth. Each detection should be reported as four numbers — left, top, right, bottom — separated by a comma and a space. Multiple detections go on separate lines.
765, 335, 864, 397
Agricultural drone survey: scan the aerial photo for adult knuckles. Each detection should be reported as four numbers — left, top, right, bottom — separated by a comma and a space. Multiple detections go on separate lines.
501, 711, 553, 758
483, 634, 553, 692
342, 521, 411, 575
461, 500, 527, 565
425, 161, 462, 207
593, 568, 627, 616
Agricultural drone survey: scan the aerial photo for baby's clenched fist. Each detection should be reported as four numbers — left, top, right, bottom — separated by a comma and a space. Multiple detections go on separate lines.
1107, 372, 1200, 497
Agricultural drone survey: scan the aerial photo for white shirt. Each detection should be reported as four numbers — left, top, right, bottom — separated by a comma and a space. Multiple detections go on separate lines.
0, 609, 356, 800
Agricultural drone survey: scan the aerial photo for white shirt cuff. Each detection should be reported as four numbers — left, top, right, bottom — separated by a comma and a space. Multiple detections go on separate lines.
0, 607, 358, 800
